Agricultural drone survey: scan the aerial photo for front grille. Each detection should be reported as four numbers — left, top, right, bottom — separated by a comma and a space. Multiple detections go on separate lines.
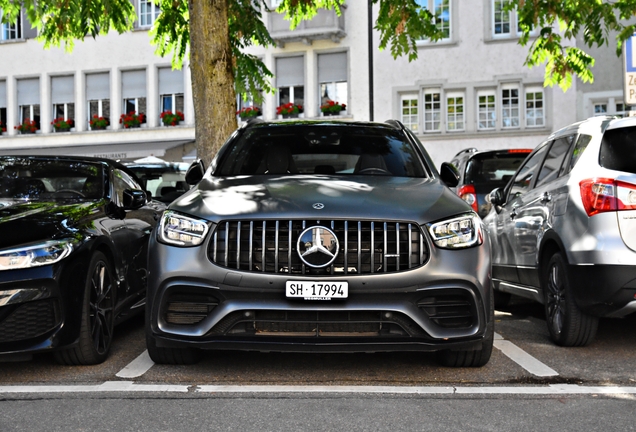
0, 299, 60, 343
209, 219, 428, 275
417, 290, 476, 329
206, 310, 428, 338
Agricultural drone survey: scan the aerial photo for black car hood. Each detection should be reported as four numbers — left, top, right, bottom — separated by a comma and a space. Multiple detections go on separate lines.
0, 200, 97, 249
170, 175, 471, 223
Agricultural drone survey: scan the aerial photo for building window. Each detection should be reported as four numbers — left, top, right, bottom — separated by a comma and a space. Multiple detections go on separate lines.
86, 72, 110, 128
0, 80, 6, 132
138, 0, 160, 27
594, 103, 607, 116
416, 0, 451, 42
276, 56, 304, 107
493, 0, 510, 37
158, 67, 185, 123
51, 76, 74, 131
401, 95, 419, 132
423, 89, 441, 132
446, 92, 464, 131
525, 87, 544, 127
0, 10, 21, 40
17, 78, 40, 130
121, 70, 147, 123
501, 85, 519, 128
318, 52, 348, 113
491, 0, 533, 38
478, 90, 496, 130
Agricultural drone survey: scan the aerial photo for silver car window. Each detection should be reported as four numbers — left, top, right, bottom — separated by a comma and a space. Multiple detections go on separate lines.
535, 136, 573, 188
508, 144, 549, 198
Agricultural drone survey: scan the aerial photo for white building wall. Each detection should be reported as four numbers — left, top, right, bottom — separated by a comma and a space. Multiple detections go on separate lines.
0, 0, 626, 164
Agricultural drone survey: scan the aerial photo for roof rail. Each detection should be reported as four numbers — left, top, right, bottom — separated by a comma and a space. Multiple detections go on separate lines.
453, 148, 479, 157
384, 119, 404, 130
240, 117, 265, 129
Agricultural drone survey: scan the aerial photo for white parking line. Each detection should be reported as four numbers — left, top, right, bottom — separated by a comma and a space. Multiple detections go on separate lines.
115, 336, 558, 380
116, 350, 155, 379
1, 383, 635, 395
493, 332, 559, 377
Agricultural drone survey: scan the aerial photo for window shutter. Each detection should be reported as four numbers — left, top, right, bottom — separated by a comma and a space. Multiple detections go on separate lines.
17, 78, 40, 106
86, 73, 110, 100
158, 68, 184, 95
122, 70, 147, 98
318, 52, 347, 83
275, 56, 304, 88
51, 76, 74, 104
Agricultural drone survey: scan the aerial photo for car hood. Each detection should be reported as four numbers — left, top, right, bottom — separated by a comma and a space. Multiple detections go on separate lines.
0, 200, 96, 249
169, 175, 471, 223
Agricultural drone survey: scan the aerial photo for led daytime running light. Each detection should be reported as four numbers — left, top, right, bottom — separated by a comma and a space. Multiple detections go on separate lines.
0, 240, 73, 271
159, 211, 210, 247
428, 214, 481, 249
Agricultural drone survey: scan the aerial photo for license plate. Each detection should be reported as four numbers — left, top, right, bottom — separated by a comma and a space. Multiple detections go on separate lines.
286, 281, 348, 300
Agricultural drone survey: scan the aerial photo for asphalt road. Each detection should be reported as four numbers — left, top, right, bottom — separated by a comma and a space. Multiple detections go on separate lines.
1, 299, 636, 430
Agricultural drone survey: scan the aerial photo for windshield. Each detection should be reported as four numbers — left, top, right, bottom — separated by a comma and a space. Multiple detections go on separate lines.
125, 163, 190, 203
0, 157, 104, 201
215, 125, 428, 177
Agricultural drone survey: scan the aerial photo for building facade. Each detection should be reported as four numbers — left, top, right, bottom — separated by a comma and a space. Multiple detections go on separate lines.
0, 0, 628, 166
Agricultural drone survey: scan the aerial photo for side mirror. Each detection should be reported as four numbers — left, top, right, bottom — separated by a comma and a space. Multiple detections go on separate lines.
489, 187, 505, 213
123, 189, 147, 210
185, 159, 206, 185
439, 162, 460, 187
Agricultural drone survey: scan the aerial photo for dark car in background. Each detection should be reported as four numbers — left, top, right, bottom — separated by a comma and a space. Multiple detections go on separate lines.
484, 116, 636, 347
448, 148, 532, 217
146, 119, 494, 367
124, 157, 190, 204
0, 155, 162, 364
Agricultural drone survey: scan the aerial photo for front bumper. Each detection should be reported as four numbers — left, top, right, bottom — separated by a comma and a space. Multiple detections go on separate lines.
147, 229, 493, 353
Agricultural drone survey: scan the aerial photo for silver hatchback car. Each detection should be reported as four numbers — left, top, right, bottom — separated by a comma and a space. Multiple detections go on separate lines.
484, 116, 636, 347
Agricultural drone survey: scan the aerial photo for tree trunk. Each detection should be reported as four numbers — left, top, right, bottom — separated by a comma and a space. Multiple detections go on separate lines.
189, 0, 238, 166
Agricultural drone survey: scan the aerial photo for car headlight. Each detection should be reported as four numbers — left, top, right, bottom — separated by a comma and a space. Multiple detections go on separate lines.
0, 240, 74, 271
427, 213, 482, 249
158, 210, 211, 247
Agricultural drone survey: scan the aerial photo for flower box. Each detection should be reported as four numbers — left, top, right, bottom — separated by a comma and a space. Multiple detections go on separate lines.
90, 115, 110, 131
237, 106, 262, 121
52, 117, 74, 132
320, 100, 346, 116
276, 103, 303, 118
160, 110, 185, 127
15, 119, 38, 134
120, 112, 145, 129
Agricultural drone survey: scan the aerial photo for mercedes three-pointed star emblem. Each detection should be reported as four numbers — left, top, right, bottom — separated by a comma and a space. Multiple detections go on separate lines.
297, 226, 339, 268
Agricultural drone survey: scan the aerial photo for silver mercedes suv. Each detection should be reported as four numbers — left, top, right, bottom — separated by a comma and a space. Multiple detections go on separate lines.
484, 116, 636, 346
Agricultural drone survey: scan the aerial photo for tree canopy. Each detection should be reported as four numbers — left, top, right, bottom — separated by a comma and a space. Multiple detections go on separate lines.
1, 0, 635, 162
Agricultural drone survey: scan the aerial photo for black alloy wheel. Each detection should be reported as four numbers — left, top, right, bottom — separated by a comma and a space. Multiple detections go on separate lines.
55, 251, 115, 365
543, 252, 598, 347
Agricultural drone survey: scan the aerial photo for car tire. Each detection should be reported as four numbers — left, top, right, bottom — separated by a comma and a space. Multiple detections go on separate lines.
543, 252, 598, 347
145, 315, 202, 365
55, 251, 115, 365
437, 292, 494, 367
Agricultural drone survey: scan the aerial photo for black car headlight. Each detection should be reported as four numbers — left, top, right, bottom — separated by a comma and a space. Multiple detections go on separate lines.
158, 210, 211, 247
0, 240, 74, 271
427, 213, 482, 249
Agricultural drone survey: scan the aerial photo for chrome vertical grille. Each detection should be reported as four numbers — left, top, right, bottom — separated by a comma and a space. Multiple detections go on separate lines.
209, 219, 428, 275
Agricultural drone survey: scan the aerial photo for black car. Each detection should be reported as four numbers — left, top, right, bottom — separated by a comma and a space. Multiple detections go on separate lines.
447, 148, 532, 217
0, 155, 162, 364
146, 119, 494, 367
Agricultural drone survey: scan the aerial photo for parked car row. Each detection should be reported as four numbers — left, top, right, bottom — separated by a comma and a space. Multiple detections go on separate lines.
1, 115, 634, 367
